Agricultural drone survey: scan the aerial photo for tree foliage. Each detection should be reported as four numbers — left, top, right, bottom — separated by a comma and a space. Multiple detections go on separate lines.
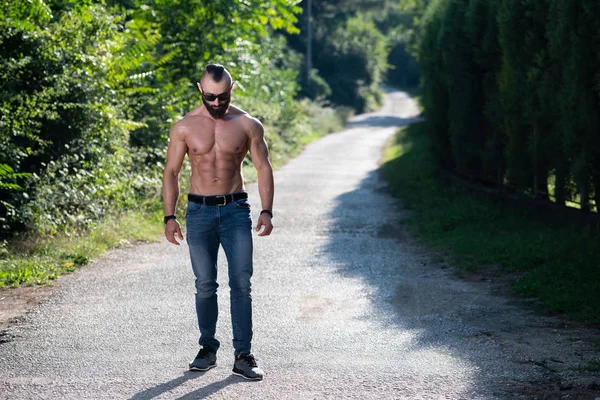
417, 0, 600, 212
417, 0, 450, 169
287, 0, 392, 112
322, 14, 387, 111
0, 0, 304, 235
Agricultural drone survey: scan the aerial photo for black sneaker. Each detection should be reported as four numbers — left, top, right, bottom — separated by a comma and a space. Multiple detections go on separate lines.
232, 353, 264, 381
189, 347, 217, 371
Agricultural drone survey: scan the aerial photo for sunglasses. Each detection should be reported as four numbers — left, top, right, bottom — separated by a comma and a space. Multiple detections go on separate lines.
201, 90, 231, 102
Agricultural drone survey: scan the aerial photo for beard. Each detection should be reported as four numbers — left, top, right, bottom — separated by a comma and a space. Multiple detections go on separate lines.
202, 97, 230, 119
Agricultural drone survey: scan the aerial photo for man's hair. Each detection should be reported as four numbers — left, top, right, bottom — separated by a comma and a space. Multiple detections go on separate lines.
201, 64, 231, 85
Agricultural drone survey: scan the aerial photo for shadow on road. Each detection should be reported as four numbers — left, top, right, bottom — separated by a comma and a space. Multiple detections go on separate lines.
320, 167, 510, 397
129, 372, 240, 400
322, 166, 600, 398
346, 114, 422, 129
174, 375, 252, 400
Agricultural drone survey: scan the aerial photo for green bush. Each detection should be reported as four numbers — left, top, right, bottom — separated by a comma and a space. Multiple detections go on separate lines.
0, 0, 310, 239
287, 3, 390, 113
0, 3, 135, 234
324, 14, 388, 111
418, 0, 451, 169
417, 0, 600, 210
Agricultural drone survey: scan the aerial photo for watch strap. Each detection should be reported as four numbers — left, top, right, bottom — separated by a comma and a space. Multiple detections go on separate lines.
260, 209, 273, 218
164, 215, 177, 224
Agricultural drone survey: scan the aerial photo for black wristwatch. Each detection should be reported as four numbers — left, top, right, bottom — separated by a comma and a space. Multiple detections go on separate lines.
164, 215, 177, 224
260, 209, 273, 218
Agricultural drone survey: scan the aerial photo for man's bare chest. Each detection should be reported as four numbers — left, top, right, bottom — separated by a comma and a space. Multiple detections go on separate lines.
185, 125, 248, 157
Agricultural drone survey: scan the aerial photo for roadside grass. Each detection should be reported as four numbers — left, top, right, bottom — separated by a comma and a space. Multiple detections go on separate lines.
0, 208, 163, 288
381, 122, 600, 323
1, 104, 352, 289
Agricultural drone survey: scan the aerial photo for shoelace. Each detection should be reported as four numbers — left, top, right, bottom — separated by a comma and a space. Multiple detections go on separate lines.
196, 347, 214, 358
238, 354, 258, 367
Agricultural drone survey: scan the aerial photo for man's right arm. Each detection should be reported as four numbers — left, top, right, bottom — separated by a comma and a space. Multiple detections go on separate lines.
162, 122, 188, 245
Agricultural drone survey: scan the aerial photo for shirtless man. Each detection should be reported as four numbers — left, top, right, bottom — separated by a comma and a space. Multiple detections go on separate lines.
162, 64, 273, 381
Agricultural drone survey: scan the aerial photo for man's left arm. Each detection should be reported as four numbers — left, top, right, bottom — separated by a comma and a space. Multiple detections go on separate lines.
248, 118, 274, 236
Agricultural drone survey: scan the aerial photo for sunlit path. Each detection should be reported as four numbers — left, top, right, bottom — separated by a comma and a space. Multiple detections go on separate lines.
0, 90, 556, 399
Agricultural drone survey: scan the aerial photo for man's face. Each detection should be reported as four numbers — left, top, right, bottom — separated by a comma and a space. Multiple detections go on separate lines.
198, 80, 232, 119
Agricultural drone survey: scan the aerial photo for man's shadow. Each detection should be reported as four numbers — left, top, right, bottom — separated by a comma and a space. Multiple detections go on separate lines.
129, 372, 242, 400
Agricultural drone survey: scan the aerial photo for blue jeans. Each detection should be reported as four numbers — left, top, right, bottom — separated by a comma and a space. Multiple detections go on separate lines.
185, 195, 253, 356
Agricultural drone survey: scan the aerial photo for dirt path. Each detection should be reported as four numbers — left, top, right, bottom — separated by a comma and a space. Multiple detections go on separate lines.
0, 89, 599, 399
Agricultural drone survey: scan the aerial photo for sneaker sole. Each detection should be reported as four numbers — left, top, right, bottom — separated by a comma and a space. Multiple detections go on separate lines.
232, 369, 263, 381
189, 363, 217, 372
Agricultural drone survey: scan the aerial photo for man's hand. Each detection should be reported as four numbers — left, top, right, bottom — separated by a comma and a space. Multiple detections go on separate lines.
165, 219, 184, 245
255, 214, 273, 236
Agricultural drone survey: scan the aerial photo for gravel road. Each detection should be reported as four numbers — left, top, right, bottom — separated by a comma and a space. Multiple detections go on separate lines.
1, 89, 599, 400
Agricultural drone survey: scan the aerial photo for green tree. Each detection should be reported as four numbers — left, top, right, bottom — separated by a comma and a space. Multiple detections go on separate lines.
287, 0, 392, 111
396, 0, 431, 56
497, 0, 535, 192
418, 0, 451, 169
322, 13, 387, 111
0, 2, 135, 233
118, 0, 302, 156
466, 0, 503, 187
0, 0, 305, 235
373, 3, 420, 88
548, 0, 600, 211
439, 0, 487, 178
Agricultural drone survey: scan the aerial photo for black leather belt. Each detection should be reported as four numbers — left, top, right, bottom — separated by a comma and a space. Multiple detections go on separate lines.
188, 192, 248, 206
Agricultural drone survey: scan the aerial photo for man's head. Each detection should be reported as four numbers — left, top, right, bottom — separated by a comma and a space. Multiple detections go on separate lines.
197, 64, 234, 119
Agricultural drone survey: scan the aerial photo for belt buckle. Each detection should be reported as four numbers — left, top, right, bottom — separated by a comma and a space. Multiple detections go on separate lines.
215, 195, 227, 206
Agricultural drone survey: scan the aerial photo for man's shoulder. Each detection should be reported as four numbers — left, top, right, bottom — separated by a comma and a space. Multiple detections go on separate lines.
170, 118, 189, 135
230, 107, 263, 135
171, 112, 205, 133
230, 105, 261, 125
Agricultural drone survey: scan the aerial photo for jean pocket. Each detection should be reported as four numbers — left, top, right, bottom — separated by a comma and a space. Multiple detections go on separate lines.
186, 201, 203, 216
235, 199, 251, 209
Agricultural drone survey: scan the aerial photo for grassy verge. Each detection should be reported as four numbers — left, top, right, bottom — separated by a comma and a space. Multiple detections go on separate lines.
1, 103, 351, 289
0, 208, 163, 288
381, 122, 600, 323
